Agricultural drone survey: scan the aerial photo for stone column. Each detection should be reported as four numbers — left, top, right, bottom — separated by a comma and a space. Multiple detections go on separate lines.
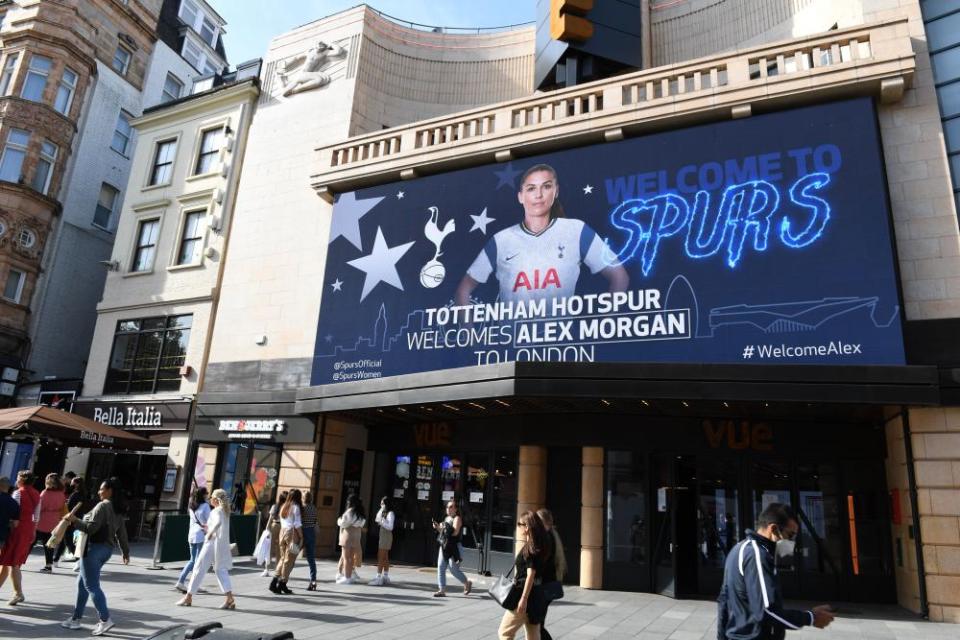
581, 446, 604, 589
516, 446, 547, 554
316, 418, 346, 557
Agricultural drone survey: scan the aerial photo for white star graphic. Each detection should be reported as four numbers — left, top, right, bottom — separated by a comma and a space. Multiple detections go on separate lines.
583, 184, 594, 194
346, 227, 415, 301
397, 191, 405, 199
330, 278, 343, 292
469, 207, 496, 234
329, 192, 384, 251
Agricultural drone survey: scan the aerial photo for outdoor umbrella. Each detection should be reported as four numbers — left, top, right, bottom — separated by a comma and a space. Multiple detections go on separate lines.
0, 405, 153, 452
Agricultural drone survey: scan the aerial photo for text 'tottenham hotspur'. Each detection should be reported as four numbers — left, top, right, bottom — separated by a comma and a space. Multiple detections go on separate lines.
407, 290, 690, 364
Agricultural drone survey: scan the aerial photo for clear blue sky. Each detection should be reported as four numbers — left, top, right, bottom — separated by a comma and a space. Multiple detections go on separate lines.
208, 1, 536, 65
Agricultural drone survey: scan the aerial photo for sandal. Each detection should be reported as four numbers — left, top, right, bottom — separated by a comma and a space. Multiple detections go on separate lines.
307, 582, 317, 591
175, 597, 191, 607
432, 591, 446, 597
464, 580, 472, 595
219, 599, 236, 610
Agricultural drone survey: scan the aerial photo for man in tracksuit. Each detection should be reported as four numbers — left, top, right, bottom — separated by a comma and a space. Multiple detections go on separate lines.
717, 503, 834, 639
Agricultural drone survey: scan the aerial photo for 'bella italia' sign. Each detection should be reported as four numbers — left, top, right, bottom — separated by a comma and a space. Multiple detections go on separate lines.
73, 401, 192, 432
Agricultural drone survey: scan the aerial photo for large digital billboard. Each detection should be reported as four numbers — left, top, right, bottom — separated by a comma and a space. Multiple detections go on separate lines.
312, 98, 905, 385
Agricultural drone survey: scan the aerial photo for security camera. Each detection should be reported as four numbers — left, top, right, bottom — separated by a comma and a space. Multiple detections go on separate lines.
98, 260, 120, 271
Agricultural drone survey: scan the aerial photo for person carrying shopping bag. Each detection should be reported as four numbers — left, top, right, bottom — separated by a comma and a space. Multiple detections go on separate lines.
175, 488, 236, 610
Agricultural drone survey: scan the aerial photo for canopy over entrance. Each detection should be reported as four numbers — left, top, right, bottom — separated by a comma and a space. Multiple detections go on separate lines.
0, 406, 153, 452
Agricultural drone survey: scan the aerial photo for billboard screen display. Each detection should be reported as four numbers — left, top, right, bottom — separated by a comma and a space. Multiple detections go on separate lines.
312, 98, 904, 385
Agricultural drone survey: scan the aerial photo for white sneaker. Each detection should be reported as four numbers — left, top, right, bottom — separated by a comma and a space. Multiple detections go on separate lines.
336, 575, 356, 585
368, 575, 383, 586
335, 572, 343, 581
353, 568, 361, 580
260, 568, 270, 577
92, 619, 115, 636
382, 574, 391, 585
60, 618, 81, 630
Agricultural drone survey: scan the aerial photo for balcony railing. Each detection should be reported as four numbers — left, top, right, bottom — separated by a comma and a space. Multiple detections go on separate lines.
312, 18, 915, 196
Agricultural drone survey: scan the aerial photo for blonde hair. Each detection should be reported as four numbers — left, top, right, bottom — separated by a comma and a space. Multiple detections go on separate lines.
211, 488, 230, 514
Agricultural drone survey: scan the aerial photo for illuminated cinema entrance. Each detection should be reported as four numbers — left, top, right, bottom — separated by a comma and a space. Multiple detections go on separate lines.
604, 421, 895, 603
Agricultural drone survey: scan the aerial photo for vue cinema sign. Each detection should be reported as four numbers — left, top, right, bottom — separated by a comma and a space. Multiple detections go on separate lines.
312, 98, 906, 385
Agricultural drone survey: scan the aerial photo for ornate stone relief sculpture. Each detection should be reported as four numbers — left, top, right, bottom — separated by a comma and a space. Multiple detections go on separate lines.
277, 41, 346, 97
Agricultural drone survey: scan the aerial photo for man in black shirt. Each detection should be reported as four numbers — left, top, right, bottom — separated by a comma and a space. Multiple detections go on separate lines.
717, 503, 834, 639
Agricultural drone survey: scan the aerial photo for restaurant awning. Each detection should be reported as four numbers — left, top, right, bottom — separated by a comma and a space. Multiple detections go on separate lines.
0, 406, 153, 452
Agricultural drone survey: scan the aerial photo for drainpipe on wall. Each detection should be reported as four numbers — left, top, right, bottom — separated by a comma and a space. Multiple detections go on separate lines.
900, 407, 929, 619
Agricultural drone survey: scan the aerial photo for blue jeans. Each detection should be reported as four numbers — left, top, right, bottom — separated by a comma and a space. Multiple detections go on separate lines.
303, 527, 317, 581
74, 543, 113, 622
177, 542, 203, 585
437, 546, 468, 590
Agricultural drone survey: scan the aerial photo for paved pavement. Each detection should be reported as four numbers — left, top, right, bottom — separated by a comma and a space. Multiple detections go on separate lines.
0, 544, 956, 640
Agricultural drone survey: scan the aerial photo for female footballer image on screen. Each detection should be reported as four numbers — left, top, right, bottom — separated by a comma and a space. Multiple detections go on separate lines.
455, 163, 629, 305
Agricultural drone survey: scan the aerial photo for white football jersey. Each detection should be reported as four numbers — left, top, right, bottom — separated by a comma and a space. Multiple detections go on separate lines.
466, 217, 607, 303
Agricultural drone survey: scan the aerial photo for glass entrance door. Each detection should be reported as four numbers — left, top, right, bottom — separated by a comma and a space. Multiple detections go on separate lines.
651, 455, 697, 598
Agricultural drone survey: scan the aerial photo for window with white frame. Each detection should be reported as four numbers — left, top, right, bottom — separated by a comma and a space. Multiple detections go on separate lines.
21, 54, 51, 102
2, 268, 25, 304
149, 139, 177, 185
112, 45, 132, 76
132, 218, 159, 272
179, 0, 199, 27
176, 210, 205, 265
199, 16, 218, 48
162, 72, 183, 103
182, 39, 203, 71
194, 127, 223, 175
203, 60, 219, 76
54, 67, 77, 115
94, 183, 119, 230
0, 53, 19, 95
31, 140, 57, 195
111, 110, 133, 155
0, 128, 29, 184
17, 227, 36, 249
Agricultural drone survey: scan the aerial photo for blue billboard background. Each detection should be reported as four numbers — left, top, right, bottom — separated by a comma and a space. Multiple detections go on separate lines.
312, 98, 905, 385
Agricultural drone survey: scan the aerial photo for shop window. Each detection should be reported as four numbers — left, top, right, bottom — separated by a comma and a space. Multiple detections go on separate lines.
111, 111, 133, 155
489, 451, 517, 553
796, 462, 843, 578
0, 53, 19, 95
113, 45, 132, 76
193, 127, 223, 175
176, 210, 205, 265
148, 138, 177, 185
54, 67, 77, 115
162, 72, 183, 103
605, 450, 648, 566
31, 139, 57, 195
220, 442, 280, 515
0, 128, 29, 184
131, 218, 159, 271
103, 314, 192, 395
695, 458, 740, 571
21, 54, 51, 102
93, 182, 119, 230
2, 267, 25, 303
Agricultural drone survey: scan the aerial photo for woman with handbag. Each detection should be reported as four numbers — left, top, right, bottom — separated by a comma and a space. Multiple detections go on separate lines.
431, 499, 472, 597
175, 488, 236, 610
60, 477, 130, 637
270, 489, 302, 595
335, 494, 365, 584
36, 473, 66, 573
174, 487, 211, 592
497, 511, 549, 640
54, 477, 87, 565
536, 509, 566, 640
0, 470, 39, 606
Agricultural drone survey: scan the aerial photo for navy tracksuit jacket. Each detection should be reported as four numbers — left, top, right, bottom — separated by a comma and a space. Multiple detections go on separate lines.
717, 530, 814, 640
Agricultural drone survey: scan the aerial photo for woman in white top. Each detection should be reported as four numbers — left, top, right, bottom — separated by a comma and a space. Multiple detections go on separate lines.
369, 496, 395, 586
175, 487, 211, 592
270, 489, 302, 595
175, 488, 235, 610
335, 494, 366, 585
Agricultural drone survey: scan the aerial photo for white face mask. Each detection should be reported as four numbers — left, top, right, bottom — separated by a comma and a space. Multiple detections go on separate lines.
773, 528, 797, 571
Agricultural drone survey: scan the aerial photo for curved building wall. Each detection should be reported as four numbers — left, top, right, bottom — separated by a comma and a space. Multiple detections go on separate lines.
350, 10, 534, 135
650, 0, 867, 67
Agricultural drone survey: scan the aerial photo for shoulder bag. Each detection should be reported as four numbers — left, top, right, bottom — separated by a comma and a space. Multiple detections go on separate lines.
488, 565, 520, 610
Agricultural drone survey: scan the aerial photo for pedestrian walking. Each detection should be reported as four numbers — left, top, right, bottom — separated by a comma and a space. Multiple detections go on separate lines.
175, 487, 211, 592
266, 490, 287, 571
54, 477, 87, 565
717, 503, 834, 639
59, 477, 130, 636
498, 511, 549, 640
0, 477, 20, 557
36, 473, 67, 572
432, 499, 472, 597
0, 470, 40, 606
176, 488, 236, 610
536, 509, 566, 640
302, 490, 318, 591
369, 496, 395, 586
335, 494, 365, 584
270, 489, 302, 595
